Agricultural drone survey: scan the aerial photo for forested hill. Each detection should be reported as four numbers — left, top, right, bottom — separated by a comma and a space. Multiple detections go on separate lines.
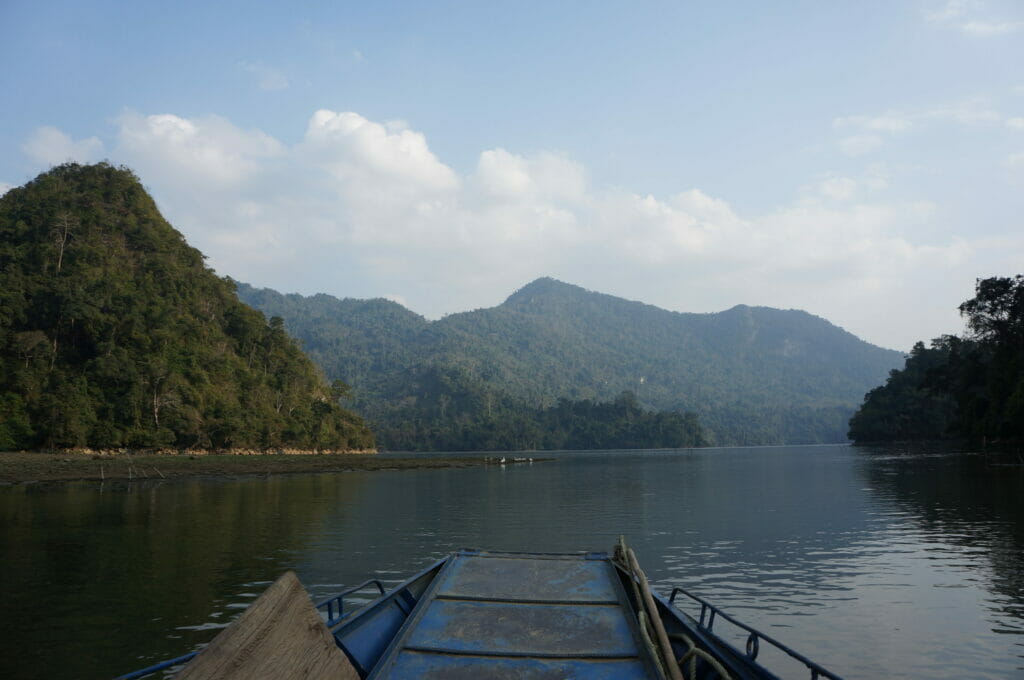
238, 277, 904, 447
0, 163, 374, 451
848, 275, 1024, 446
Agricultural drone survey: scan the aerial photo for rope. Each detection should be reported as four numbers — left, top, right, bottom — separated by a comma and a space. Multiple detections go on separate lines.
615, 536, 732, 680
627, 547, 683, 680
614, 538, 682, 680
617, 537, 667, 680
638, 610, 668, 679
669, 632, 733, 680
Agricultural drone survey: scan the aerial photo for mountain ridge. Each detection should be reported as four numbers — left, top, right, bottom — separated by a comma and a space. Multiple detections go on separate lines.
237, 277, 903, 448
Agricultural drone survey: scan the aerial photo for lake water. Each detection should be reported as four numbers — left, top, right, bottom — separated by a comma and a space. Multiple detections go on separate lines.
1, 445, 1022, 679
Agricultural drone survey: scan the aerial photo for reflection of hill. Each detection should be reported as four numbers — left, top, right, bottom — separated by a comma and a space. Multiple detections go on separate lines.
853, 447, 1024, 620
0, 474, 365, 679
293, 448, 1024, 677
5, 449, 1020, 679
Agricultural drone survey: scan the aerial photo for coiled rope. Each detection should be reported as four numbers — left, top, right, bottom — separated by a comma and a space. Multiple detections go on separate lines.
670, 632, 733, 680
614, 536, 731, 680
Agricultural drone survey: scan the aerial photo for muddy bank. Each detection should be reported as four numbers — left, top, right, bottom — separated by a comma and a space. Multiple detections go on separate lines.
0, 451, 529, 484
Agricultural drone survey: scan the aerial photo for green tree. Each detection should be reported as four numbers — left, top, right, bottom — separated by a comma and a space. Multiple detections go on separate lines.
850, 275, 1024, 445
0, 163, 374, 452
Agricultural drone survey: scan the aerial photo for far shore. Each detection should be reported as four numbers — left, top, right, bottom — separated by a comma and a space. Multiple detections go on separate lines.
0, 450, 531, 485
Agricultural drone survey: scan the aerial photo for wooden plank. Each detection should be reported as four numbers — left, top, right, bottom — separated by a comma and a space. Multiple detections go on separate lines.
176, 571, 359, 680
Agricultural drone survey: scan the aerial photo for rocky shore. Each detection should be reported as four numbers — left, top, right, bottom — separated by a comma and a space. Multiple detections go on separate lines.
0, 450, 519, 485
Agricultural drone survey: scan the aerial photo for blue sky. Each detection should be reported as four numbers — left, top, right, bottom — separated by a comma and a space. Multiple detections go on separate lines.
3, 1, 1023, 350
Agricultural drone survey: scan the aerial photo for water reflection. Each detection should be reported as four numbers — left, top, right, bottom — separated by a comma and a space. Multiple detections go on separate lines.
851, 447, 1024, 675
0, 474, 369, 679
1, 446, 1022, 679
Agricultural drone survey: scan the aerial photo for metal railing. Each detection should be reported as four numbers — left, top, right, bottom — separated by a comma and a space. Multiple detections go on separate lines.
115, 580, 389, 680
315, 579, 386, 627
113, 652, 199, 680
668, 586, 843, 680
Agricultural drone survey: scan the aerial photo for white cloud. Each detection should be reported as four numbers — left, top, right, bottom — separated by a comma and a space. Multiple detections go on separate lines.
961, 20, 1021, 35
836, 99, 1000, 133
862, 163, 891, 191
834, 114, 913, 133
302, 110, 458, 193
0, 181, 13, 197
475, 148, 534, 199
834, 98, 1003, 155
671, 188, 742, 228
1007, 117, 1024, 129
817, 176, 858, 201
474, 149, 586, 204
19, 109, 1009, 350
925, 0, 1021, 35
923, 98, 1001, 124
588, 191, 712, 264
116, 112, 285, 189
240, 62, 289, 90
1007, 151, 1024, 167
22, 126, 104, 166
837, 134, 883, 157
924, 0, 978, 22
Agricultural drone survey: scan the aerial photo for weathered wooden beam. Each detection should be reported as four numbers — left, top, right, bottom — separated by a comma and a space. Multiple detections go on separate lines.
176, 571, 358, 680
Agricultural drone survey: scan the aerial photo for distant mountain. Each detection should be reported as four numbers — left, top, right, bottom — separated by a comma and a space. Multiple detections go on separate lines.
238, 277, 904, 448
0, 163, 374, 451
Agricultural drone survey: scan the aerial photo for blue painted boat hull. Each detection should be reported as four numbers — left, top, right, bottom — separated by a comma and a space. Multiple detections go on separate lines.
120, 547, 844, 679
329, 550, 842, 679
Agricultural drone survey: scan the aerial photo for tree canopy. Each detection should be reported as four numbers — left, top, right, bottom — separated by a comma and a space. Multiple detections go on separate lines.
849, 276, 1024, 445
0, 163, 374, 451
373, 382, 706, 452
239, 277, 902, 449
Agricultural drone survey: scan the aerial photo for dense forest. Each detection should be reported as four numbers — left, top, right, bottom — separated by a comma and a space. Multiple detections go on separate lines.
849, 275, 1024, 446
0, 164, 374, 451
239, 278, 902, 449
377, 389, 705, 452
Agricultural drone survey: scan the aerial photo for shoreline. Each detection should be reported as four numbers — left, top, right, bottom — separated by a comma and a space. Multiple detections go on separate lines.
0, 451, 524, 485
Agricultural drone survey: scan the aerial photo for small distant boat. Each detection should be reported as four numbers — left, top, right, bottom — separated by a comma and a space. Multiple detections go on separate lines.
118, 540, 842, 679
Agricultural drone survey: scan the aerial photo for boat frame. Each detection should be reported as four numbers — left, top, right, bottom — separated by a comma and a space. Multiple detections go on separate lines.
118, 548, 844, 680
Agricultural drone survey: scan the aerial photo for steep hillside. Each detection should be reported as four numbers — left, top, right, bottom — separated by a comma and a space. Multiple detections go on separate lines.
0, 164, 374, 451
849, 275, 1024, 446
238, 278, 903, 447
235, 286, 431, 391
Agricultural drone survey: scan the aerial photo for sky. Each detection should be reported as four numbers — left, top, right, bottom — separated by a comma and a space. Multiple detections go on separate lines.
2, 0, 1023, 351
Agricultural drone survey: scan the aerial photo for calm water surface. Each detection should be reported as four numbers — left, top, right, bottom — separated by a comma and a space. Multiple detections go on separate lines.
1, 445, 1023, 679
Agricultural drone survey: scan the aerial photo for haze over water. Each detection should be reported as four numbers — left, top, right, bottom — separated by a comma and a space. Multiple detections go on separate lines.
1, 445, 1022, 679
